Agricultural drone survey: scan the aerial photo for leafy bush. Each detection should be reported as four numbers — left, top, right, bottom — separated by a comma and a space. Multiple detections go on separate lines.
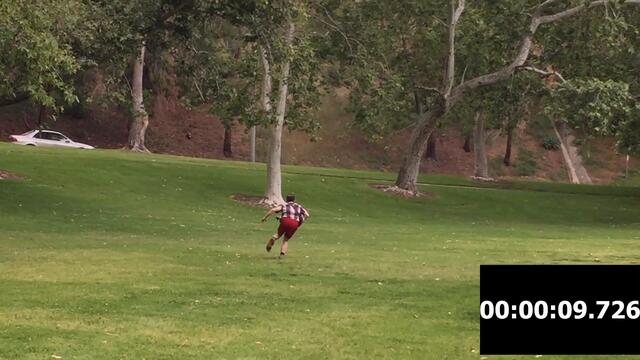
527, 115, 553, 141
489, 157, 506, 177
515, 148, 538, 176
542, 137, 560, 150
326, 66, 343, 87
545, 78, 639, 154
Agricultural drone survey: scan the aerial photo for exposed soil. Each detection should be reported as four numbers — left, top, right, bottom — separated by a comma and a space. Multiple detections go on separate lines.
0, 94, 249, 161
368, 184, 435, 198
0, 170, 23, 180
0, 88, 635, 184
230, 194, 270, 208
580, 137, 638, 184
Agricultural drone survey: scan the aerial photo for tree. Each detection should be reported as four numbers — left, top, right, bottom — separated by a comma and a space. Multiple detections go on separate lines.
262, 21, 299, 204
472, 111, 489, 178
179, 1, 322, 203
87, 0, 201, 152
214, 0, 321, 204
425, 132, 437, 160
477, 75, 538, 171
259, 9, 320, 204
128, 43, 148, 151
177, 16, 252, 158
537, 3, 640, 156
331, 0, 640, 194
394, 0, 640, 193
546, 78, 640, 154
0, 0, 91, 112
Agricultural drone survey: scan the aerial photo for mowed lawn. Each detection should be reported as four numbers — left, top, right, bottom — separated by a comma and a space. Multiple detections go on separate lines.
1, 144, 639, 360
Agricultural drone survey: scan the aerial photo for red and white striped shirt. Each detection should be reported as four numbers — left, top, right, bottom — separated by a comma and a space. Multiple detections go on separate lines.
280, 202, 309, 223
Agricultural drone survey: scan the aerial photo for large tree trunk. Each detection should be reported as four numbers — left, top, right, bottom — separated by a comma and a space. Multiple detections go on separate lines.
463, 136, 471, 153
223, 122, 232, 158
394, 1, 462, 194
37, 105, 46, 127
249, 126, 256, 162
553, 122, 592, 184
263, 22, 295, 205
126, 44, 150, 153
393, 0, 640, 191
625, 153, 630, 179
395, 87, 447, 193
395, 109, 440, 193
503, 125, 513, 166
473, 111, 489, 179
425, 131, 437, 160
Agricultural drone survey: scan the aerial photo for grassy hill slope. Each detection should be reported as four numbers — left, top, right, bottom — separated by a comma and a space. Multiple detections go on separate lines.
0, 144, 639, 359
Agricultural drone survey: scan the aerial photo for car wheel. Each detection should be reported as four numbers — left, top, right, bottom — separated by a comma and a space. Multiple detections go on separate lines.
26, 144, 36, 146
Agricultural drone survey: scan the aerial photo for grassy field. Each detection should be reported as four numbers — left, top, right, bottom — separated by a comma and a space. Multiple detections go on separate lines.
1, 143, 639, 359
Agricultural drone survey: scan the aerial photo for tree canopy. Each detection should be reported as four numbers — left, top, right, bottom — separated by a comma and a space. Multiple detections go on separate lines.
2, 0, 639, 189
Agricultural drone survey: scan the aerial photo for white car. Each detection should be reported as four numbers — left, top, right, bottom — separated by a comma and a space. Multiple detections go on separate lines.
9, 130, 95, 149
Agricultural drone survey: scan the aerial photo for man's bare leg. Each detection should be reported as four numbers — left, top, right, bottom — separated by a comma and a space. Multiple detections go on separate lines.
279, 239, 289, 258
266, 233, 281, 252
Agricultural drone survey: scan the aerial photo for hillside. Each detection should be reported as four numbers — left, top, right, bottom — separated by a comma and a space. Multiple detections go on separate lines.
0, 92, 636, 185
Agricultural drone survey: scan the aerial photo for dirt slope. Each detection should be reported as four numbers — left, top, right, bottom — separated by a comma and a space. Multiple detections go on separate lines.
0, 92, 635, 184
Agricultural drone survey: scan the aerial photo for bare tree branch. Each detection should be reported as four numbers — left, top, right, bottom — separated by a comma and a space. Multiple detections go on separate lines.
317, 17, 354, 56
193, 79, 206, 102
519, 65, 567, 83
448, 0, 640, 107
536, 0, 561, 11
460, 64, 468, 85
414, 85, 443, 96
453, 0, 465, 22
314, 3, 365, 57
443, 0, 465, 97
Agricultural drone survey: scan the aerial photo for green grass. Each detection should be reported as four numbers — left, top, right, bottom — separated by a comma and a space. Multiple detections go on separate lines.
1, 143, 640, 359
615, 169, 640, 187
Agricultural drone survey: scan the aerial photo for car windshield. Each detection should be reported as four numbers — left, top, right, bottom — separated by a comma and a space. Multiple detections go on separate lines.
20, 130, 37, 136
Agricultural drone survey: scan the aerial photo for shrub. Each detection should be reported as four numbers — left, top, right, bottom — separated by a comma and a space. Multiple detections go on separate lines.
542, 137, 561, 150
515, 148, 538, 176
489, 157, 506, 177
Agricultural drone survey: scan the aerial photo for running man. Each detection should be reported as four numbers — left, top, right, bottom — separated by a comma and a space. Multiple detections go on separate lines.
261, 194, 310, 258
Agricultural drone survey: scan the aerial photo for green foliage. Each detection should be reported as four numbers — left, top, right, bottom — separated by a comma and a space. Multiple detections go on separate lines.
527, 112, 553, 141
329, 0, 559, 141
538, 6, 639, 91
176, 20, 253, 126
450, 72, 542, 132
545, 78, 639, 154
616, 112, 640, 155
515, 148, 538, 176
177, 0, 322, 134
85, 0, 208, 113
455, 1, 530, 82
542, 137, 560, 151
0, 0, 91, 110
321, 0, 447, 141
489, 156, 506, 177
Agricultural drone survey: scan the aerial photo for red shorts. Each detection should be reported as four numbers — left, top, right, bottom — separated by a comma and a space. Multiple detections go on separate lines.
277, 217, 300, 240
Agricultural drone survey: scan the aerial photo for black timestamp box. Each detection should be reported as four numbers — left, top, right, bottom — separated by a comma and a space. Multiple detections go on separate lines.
480, 265, 640, 355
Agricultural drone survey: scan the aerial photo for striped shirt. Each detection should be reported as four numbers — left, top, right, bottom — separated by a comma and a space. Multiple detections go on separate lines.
280, 202, 309, 223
